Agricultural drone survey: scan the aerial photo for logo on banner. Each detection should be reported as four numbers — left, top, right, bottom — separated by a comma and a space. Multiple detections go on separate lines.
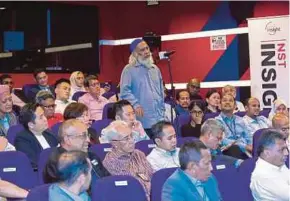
210, 36, 227, 50
265, 21, 281, 35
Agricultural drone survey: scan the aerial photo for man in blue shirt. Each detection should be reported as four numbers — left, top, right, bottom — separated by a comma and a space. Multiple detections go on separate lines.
162, 140, 222, 201
175, 90, 190, 116
120, 39, 165, 138
215, 94, 252, 159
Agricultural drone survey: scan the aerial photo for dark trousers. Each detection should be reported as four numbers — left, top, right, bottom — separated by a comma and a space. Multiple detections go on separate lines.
222, 145, 249, 160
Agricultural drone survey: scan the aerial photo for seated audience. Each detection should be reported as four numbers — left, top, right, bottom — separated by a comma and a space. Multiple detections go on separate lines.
162, 141, 222, 201
15, 103, 58, 169
63, 102, 99, 144
0, 85, 18, 136
181, 101, 204, 138
54, 79, 74, 115
102, 120, 153, 200
175, 90, 190, 116
0, 74, 25, 108
187, 78, 203, 101
243, 97, 271, 136
147, 121, 180, 171
48, 151, 92, 201
268, 98, 288, 121
215, 94, 252, 159
35, 90, 63, 128
0, 179, 28, 199
100, 100, 149, 143
204, 89, 221, 114
199, 119, 242, 167
27, 68, 54, 102
78, 75, 109, 121
272, 113, 289, 148
69, 71, 86, 100
44, 119, 109, 184
250, 129, 289, 201
222, 85, 245, 113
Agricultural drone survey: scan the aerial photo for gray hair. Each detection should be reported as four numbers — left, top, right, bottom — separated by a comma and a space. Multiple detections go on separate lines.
179, 140, 208, 170
35, 90, 55, 104
200, 118, 224, 136
101, 120, 129, 142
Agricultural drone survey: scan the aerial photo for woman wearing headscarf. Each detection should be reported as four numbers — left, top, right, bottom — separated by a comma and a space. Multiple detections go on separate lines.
268, 98, 288, 121
69, 71, 86, 99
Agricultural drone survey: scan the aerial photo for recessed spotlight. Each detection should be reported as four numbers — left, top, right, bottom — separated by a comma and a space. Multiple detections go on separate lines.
0, 7, 6, 10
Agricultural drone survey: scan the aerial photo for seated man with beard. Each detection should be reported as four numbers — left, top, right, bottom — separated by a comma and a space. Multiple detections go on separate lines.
120, 39, 165, 138
102, 120, 153, 200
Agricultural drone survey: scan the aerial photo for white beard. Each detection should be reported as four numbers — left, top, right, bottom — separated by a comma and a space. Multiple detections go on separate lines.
137, 55, 154, 68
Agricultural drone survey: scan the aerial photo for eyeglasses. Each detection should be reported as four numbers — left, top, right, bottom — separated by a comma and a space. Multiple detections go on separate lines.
42, 104, 56, 109
66, 132, 90, 139
191, 110, 203, 115
3, 81, 13, 85
281, 127, 290, 132
112, 134, 134, 143
89, 82, 100, 88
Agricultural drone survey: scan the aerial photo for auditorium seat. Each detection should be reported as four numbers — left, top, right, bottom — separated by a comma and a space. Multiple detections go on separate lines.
50, 122, 62, 137
102, 102, 115, 120
37, 148, 54, 184
0, 151, 38, 189
89, 143, 112, 161
135, 139, 155, 155
71, 91, 87, 101
90, 119, 113, 138
212, 159, 239, 201
26, 184, 51, 201
237, 158, 256, 201
252, 128, 267, 157
92, 175, 147, 201
7, 124, 25, 145
150, 167, 176, 201
176, 136, 199, 147
203, 112, 220, 121
173, 113, 190, 137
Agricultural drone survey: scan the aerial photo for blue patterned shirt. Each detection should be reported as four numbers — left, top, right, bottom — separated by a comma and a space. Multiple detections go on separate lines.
243, 115, 271, 137
215, 112, 252, 153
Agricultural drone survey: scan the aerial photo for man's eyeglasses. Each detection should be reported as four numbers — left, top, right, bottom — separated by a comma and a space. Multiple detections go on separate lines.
42, 104, 56, 109
281, 127, 290, 132
89, 83, 100, 88
66, 132, 90, 139
112, 134, 134, 142
3, 81, 13, 85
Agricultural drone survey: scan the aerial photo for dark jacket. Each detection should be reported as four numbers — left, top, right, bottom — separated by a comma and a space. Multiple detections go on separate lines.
14, 129, 58, 169
43, 146, 110, 184
27, 85, 54, 102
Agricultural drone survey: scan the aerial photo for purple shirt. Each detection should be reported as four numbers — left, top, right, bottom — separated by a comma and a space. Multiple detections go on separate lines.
78, 93, 109, 121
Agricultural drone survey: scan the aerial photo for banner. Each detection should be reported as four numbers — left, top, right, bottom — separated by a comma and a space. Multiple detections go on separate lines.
248, 16, 289, 109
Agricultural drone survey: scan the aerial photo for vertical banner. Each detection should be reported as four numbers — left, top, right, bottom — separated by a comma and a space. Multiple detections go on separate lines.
248, 16, 289, 109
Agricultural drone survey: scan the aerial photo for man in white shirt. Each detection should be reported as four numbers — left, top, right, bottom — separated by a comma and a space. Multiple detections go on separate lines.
250, 129, 289, 201
243, 97, 271, 136
147, 121, 180, 171
54, 79, 74, 114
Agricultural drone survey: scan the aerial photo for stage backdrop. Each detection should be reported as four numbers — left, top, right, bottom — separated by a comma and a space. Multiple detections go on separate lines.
248, 15, 289, 109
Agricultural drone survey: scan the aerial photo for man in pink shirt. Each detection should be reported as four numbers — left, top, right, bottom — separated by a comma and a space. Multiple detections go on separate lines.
78, 75, 108, 121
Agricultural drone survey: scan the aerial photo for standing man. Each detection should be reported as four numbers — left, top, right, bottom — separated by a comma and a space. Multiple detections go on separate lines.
120, 39, 165, 138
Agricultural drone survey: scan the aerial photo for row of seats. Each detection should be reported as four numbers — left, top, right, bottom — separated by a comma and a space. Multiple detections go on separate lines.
26, 157, 257, 201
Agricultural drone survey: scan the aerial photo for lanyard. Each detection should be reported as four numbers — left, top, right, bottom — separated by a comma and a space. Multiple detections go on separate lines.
223, 116, 237, 137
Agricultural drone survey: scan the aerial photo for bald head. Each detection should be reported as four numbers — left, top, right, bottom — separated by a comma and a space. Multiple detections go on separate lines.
272, 113, 289, 139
